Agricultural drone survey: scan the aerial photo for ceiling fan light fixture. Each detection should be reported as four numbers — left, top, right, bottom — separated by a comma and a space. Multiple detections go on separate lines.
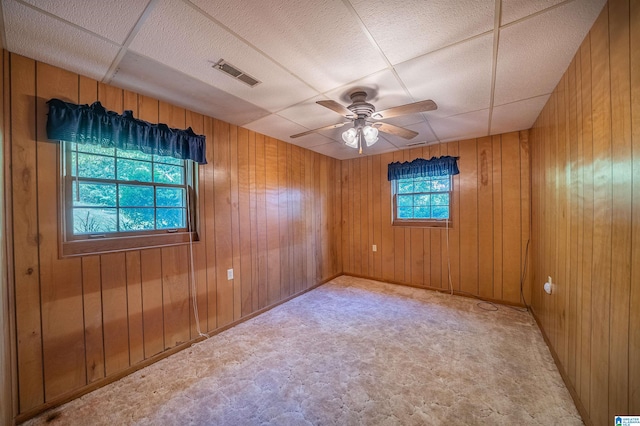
342, 127, 358, 148
363, 125, 379, 146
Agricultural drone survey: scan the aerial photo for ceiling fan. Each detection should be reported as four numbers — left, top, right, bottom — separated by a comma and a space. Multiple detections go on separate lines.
290, 90, 437, 153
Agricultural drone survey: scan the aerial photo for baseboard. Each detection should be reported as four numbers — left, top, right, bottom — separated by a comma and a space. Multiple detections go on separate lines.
15, 273, 340, 424
342, 272, 527, 308
529, 307, 592, 426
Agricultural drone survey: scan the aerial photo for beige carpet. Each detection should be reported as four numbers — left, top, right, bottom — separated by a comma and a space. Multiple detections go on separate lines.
25, 276, 582, 425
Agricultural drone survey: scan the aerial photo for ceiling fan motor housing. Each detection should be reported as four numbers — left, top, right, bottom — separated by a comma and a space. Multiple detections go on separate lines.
347, 91, 376, 118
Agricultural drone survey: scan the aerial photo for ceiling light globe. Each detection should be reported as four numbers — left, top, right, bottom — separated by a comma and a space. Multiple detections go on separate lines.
363, 126, 379, 146
342, 128, 358, 148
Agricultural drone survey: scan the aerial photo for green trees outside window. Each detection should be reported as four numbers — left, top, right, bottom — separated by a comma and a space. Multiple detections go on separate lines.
65, 142, 188, 235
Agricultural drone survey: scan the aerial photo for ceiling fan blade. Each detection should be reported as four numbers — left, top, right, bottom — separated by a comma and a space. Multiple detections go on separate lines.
290, 122, 349, 138
374, 122, 419, 139
372, 99, 437, 120
316, 100, 354, 117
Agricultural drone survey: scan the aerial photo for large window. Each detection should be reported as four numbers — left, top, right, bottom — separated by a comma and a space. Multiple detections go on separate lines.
61, 141, 198, 256
392, 175, 452, 227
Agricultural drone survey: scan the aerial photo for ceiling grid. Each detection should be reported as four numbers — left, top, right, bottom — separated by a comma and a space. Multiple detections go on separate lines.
1, 0, 607, 159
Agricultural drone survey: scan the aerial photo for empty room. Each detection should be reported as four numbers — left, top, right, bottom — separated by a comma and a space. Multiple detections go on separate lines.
0, 0, 638, 425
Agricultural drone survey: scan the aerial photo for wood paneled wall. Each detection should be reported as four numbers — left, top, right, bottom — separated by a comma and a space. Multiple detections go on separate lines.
4, 52, 342, 419
1, 50, 14, 426
341, 132, 532, 304
529, 1, 639, 424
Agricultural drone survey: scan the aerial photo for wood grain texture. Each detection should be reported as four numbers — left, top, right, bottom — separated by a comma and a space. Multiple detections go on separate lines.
33, 61, 86, 401
341, 134, 531, 303
630, 0, 640, 414
530, 3, 637, 423
5, 53, 342, 418
10, 55, 44, 412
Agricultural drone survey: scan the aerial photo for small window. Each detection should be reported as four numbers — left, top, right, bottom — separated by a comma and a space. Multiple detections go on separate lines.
392, 175, 452, 227
60, 141, 198, 256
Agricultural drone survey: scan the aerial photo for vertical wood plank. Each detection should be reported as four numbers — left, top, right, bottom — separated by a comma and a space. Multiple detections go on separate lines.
477, 136, 494, 298
125, 251, 144, 365
380, 153, 394, 281
567, 57, 579, 386
350, 158, 362, 275
213, 119, 233, 326
248, 131, 259, 312
100, 253, 129, 375
81, 256, 104, 383
237, 127, 252, 318
277, 141, 290, 296
501, 132, 522, 304
371, 155, 382, 278
608, 0, 632, 418
589, 9, 612, 425
36, 62, 86, 400
579, 35, 594, 412
140, 248, 164, 358
253, 134, 267, 306
160, 246, 190, 348
492, 135, 504, 299
203, 116, 217, 330
304, 150, 316, 288
459, 139, 479, 294
629, 0, 640, 414
11, 54, 45, 411
230, 125, 242, 321
265, 138, 281, 304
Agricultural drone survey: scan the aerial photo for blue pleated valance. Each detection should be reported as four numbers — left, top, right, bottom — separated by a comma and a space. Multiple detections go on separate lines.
46, 98, 207, 164
387, 156, 459, 181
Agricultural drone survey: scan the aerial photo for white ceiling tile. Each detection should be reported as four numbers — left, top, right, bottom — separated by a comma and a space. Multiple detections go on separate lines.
278, 95, 350, 130
112, 52, 270, 126
309, 141, 362, 160
501, 0, 564, 25
430, 109, 489, 142
490, 94, 550, 134
324, 69, 414, 112
129, 0, 318, 112
395, 33, 494, 118
351, 0, 494, 64
376, 122, 438, 148
243, 114, 334, 149
190, 0, 388, 93
20, 0, 151, 44
494, 0, 606, 105
2, 0, 120, 81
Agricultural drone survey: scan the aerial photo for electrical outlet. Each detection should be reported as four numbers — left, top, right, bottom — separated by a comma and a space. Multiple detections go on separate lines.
372, 244, 377, 252
227, 269, 233, 280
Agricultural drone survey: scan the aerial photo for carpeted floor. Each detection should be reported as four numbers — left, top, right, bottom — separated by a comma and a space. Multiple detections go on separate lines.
25, 276, 582, 425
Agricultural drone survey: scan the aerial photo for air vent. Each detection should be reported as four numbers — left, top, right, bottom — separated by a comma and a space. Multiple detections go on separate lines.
406, 141, 427, 147
213, 59, 261, 87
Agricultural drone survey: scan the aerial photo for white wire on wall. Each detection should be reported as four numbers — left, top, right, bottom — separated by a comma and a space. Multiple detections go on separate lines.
186, 183, 210, 339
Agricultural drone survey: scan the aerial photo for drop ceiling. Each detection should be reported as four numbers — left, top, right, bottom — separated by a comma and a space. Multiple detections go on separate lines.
0, 0, 606, 159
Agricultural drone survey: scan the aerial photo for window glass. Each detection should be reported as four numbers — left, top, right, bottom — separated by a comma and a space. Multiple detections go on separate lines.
64, 142, 189, 237
393, 175, 453, 224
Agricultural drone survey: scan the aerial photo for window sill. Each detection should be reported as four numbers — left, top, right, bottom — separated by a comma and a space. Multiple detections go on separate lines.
392, 219, 452, 228
61, 231, 200, 257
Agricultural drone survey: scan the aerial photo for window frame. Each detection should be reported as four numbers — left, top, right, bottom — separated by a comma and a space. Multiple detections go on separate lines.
59, 141, 200, 257
391, 174, 454, 228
